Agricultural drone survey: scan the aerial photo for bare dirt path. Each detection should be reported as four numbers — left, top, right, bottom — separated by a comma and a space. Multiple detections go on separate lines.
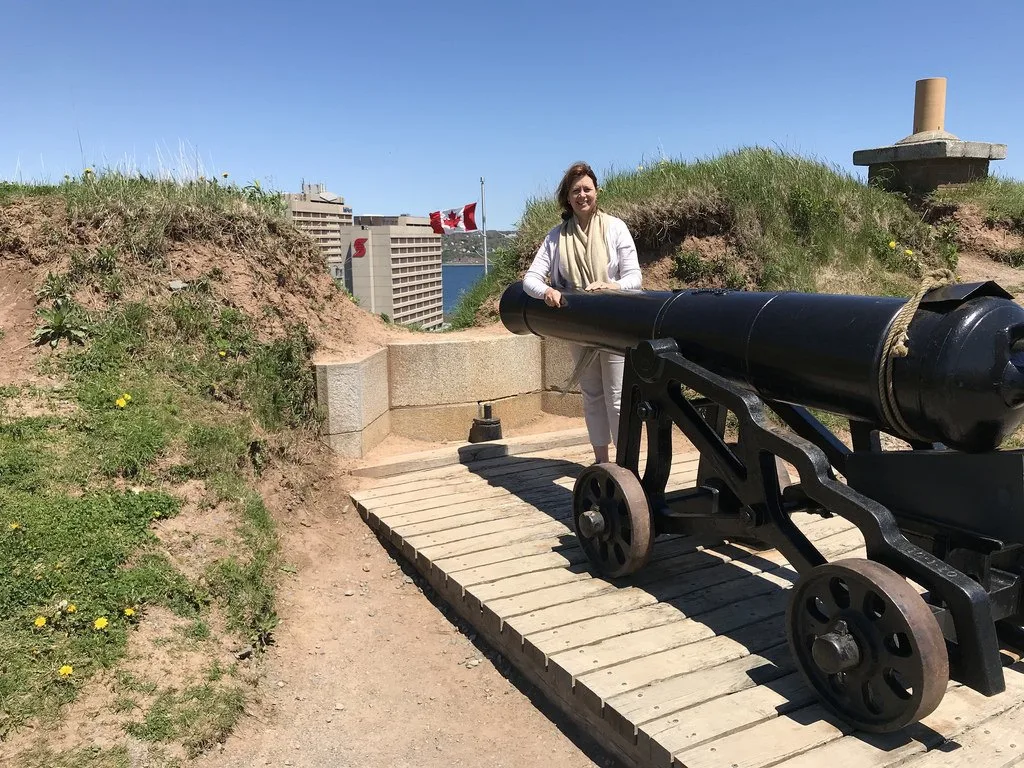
194, 438, 622, 768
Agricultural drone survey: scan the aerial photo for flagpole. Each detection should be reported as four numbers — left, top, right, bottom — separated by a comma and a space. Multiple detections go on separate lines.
480, 176, 488, 275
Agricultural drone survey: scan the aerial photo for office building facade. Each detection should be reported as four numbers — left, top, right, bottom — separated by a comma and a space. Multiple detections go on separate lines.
338, 215, 443, 329
282, 183, 353, 266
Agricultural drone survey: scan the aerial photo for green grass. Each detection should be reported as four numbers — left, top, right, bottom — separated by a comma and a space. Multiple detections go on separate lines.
0, 488, 188, 734
125, 683, 245, 758
55, 170, 288, 262
932, 175, 1024, 231
11, 744, 134, 768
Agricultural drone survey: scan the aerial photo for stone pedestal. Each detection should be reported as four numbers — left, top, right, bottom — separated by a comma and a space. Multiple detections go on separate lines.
852, 77, 1007, 194
853, 139, 1006, 194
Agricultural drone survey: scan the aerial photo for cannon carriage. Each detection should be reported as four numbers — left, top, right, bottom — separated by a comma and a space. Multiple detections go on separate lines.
499, 278, 1024, 734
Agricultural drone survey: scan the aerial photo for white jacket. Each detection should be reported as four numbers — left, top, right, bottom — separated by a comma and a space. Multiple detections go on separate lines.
523, 213, 642, 300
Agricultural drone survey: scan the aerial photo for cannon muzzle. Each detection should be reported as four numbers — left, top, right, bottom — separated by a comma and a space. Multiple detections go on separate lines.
499, 280, 1024, 452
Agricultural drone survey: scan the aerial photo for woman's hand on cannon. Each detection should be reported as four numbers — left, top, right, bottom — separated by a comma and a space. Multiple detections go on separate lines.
544, 287, 564, 308
584, 281, 617, 291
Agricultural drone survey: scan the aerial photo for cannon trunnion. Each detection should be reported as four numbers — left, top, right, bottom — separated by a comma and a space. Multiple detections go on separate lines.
500, 280, 1024, 733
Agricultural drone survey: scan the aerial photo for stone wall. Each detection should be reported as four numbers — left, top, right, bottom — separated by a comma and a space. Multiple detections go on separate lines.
315, 334, 583, 457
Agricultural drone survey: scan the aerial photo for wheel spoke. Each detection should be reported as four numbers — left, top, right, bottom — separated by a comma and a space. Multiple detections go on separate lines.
612, 538, 626, 566
884, 654, 921, 684
875, 670, 915, 711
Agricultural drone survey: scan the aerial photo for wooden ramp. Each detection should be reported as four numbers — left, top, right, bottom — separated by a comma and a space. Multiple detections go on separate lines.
350, 441, 1024, 768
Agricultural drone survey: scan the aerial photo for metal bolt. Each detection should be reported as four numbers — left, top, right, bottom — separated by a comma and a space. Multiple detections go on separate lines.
811, 619, 862, 674
636, 401, 658, 420
578, 509, 606, 538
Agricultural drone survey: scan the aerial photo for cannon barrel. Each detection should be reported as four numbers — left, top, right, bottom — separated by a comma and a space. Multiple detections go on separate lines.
499, 280, 1024, 453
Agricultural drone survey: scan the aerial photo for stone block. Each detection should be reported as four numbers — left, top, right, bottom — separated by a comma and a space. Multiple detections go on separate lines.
322, 409, 391, 458
315, 347, 389, 435
853, 139, 1007, 166
388, 334, 542, 407
542, 390, 584, 418
390, 393, 543, 443
542, 337, 581, 394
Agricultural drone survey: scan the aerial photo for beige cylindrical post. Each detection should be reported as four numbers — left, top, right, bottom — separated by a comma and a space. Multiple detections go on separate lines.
913, 77, 947, 134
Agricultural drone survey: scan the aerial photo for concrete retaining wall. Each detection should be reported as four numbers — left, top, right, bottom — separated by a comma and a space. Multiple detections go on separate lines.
315, 333, 584, 458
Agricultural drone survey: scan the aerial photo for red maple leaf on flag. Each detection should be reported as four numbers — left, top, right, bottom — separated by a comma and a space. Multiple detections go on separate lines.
443, 209, 462, 229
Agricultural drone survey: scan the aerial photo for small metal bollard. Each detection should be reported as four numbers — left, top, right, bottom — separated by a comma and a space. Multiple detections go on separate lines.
468, 403, 502, 443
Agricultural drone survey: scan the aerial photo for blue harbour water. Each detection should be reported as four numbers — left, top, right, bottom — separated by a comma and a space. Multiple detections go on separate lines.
442, 263, 486, 316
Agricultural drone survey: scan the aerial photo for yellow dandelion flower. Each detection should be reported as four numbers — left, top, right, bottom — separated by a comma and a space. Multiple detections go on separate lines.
34, 616, 46, 628
904, 249, 913, 256
124, 607, 135, 617
67, 603, 77, 613
115, 397, 127, 409
888, 240, 896, 249
219, 350, 226, 357
9, 521, 20, 530
59, 665, 73, 677
122, 393, 132, 402
94, 616, 108, 630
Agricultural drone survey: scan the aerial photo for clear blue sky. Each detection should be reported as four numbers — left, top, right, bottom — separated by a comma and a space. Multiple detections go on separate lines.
2, 0, 1021, 230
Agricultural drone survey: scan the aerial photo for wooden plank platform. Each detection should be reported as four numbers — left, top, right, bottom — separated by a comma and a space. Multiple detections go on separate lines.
350, 441, 1024, 768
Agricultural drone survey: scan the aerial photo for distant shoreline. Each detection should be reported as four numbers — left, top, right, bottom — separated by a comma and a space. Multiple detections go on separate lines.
442, 257, 485, 265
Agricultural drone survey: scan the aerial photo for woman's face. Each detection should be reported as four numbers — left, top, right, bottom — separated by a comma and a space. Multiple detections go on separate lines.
568, 175, 598, 219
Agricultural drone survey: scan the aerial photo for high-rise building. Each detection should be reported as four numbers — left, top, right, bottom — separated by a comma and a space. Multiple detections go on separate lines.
339, 215, 443, 329
282, 183, 353, 268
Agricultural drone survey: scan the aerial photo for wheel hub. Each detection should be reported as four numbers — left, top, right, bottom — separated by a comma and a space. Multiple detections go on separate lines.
811, 619, 861, 674
578, 508, 606, 538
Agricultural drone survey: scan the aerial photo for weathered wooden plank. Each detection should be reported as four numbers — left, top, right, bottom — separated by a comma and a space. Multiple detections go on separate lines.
352, 439, 595, 486
603, 642, 795, 744
644, 672, 815, 766
530, 569, 796, 670
574, 614, 788, 704
671, 704, 850, 768
885, 702, 1024, 768
411, 518, 574, 564
354, 452, 587, 500
550, 578, 796, 698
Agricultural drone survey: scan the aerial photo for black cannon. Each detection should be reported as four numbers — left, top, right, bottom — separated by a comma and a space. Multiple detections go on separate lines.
499, 278, 1024, 733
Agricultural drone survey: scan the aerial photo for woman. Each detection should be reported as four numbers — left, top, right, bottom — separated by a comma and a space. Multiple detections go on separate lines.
523, 161, 642, 464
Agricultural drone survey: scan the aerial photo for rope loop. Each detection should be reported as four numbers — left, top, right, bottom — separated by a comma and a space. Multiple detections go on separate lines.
877, 268, 956, 441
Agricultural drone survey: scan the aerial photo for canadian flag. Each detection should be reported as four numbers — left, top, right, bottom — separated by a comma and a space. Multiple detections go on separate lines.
429, 202, 478, 235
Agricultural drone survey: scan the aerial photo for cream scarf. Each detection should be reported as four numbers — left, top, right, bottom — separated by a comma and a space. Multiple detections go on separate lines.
554, 210, 611, 397
557, 210, 610, 289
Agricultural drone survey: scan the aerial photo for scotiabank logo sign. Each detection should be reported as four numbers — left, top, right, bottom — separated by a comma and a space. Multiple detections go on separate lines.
352, 238, 367, 258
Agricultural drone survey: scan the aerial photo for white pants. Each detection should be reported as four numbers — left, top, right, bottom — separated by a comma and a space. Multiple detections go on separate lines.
570, 344, 625, 448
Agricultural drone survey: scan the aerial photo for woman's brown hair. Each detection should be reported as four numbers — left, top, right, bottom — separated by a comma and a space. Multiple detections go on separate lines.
555, 162, 598, 220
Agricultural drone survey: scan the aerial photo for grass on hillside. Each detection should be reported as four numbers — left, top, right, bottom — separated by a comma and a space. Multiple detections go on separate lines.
932, 175, 1024, 231
0, 174, 319, 763
448, 147, 967, 328
1, 169, 292, 266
